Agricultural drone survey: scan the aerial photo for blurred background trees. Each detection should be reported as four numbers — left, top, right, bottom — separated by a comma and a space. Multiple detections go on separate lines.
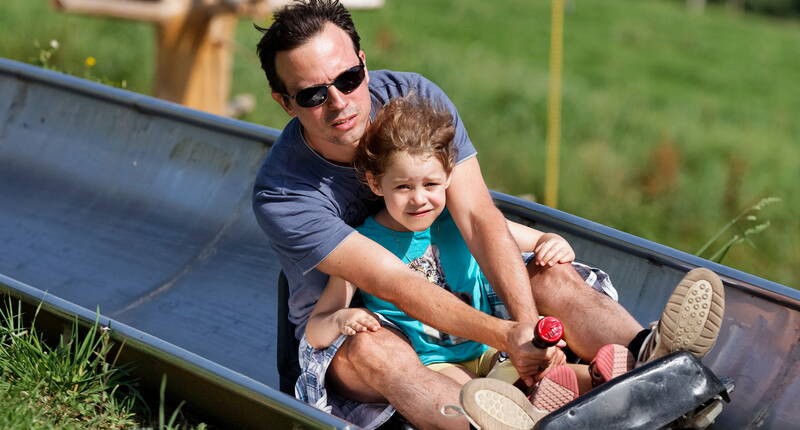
1, 0, 797, 287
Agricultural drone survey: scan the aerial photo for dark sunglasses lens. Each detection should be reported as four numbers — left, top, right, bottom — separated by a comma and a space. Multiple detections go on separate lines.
333, 66, 365, 94
294, 65, 365, 108
295, 86, 328, 108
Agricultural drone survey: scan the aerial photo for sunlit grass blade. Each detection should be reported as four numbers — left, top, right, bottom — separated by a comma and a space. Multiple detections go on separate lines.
696, 197, 780, 264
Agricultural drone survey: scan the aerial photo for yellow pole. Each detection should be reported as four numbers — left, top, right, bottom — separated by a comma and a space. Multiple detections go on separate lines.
545, 0, 564, 208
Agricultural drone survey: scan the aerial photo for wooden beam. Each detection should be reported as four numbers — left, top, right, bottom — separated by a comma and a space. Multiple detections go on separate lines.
53, 0, 189, 22
52, 0, 385, 115
153, 10, 237, 115
267, 0, 384, 10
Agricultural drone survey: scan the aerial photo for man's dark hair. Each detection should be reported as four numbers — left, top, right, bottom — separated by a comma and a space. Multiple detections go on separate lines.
254, 0, 361, 95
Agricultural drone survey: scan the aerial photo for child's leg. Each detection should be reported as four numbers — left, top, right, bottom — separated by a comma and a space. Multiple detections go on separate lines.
484, 356, 519, 384
484, 344, 633, 396
566, 363, 594, 394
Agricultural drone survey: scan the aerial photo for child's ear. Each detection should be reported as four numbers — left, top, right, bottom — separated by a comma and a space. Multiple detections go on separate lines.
444, 173, 453, 189
365, 171, 383, 196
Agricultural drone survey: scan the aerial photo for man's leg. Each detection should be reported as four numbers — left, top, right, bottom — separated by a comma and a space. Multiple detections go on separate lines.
327, 327, 469, 430
526, 261, 643, 361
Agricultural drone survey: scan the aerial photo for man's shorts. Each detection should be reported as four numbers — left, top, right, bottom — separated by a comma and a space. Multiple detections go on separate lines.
294, 259, 618, 430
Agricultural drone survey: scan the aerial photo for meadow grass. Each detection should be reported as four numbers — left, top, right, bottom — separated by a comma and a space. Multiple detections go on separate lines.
0, 300, 206, 429
0, 0, 797, 286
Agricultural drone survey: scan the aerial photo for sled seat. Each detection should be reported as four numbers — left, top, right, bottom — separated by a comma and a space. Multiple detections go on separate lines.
535, 351, 732, 430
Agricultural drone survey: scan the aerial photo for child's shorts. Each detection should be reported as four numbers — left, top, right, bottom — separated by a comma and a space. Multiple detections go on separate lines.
426, 347, 499, 377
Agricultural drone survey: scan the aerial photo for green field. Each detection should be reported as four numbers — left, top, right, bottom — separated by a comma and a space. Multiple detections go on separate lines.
0, 300, 206, 429
1, 0, 797, 287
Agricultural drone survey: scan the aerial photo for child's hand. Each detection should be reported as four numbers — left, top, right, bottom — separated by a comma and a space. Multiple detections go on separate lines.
334, 308, 381, 336
534, 233, 575, 266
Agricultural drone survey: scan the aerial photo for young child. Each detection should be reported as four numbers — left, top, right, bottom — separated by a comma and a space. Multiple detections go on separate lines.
303, 94, 632, 424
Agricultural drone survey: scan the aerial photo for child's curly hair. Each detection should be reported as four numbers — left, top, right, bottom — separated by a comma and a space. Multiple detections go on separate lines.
355, 94, 456, 183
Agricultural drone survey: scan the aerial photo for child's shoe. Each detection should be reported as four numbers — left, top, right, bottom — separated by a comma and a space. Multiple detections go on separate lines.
528, 365, 580, 412
457, 365, 579, 429
588, 343, 634, 388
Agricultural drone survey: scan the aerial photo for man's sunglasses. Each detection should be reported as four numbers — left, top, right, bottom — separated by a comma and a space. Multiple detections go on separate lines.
284, 59, 365, 108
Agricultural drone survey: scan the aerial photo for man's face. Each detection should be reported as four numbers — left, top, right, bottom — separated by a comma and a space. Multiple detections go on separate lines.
272, 23, 371, 163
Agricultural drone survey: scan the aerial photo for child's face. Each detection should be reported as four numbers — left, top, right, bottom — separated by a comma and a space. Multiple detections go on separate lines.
367, 152, 451, 232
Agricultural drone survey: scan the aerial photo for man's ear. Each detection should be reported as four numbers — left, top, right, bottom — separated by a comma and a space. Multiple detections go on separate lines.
271, 92, 296, 117
359, 50, 367, 69
365, 171, 383, 196
359, 50, 369, 84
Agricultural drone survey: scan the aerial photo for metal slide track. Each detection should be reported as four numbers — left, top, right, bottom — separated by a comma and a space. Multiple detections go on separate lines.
1, 58, 797, 429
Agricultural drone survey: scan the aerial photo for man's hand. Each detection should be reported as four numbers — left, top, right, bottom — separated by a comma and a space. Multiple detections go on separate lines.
505, 322, 565, 386
541, 345, 568, 379
334, 308, 381, 336
534, 233, 575, 267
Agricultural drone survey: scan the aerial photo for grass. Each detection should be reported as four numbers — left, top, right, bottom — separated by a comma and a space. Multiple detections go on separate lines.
0, 0, 797, 286
0, 299, 206, 429
695, 196, 781, 263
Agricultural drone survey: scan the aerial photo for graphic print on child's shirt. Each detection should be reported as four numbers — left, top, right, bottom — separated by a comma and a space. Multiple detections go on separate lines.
407, 244, 472, 346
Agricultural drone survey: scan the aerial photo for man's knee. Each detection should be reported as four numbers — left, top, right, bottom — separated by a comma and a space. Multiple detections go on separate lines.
328, 329, 424, 402
528, 260, 581, 291
528, 262, 599, 314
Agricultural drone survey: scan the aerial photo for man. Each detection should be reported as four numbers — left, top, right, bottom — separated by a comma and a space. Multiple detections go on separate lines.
252, 1, 724, 429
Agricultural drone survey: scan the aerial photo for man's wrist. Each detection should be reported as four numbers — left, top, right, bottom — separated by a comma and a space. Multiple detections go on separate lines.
508, 309, 539, 324
499, 320, 526, 352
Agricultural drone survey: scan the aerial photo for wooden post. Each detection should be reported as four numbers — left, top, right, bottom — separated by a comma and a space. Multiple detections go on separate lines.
544, 0, 564, 208
152, 9, 239, 116
53, 0, 384, 116
54, 0, 269, 115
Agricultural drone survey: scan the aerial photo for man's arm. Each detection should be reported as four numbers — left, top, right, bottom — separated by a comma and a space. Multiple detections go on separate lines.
317, 232, 520, 352
446, 157, 539, 322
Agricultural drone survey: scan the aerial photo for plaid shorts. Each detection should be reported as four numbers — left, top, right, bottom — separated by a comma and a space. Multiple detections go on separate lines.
483, 255, 619, 319
295, 259, 617, 429
295, 317, 400, 430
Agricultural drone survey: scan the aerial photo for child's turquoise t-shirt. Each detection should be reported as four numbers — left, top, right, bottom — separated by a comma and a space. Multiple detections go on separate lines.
355, 209, 491, 365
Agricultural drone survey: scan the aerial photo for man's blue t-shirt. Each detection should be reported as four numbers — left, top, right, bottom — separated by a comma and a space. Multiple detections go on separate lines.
356, 210, 491, 365
252, 70, 477, 339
